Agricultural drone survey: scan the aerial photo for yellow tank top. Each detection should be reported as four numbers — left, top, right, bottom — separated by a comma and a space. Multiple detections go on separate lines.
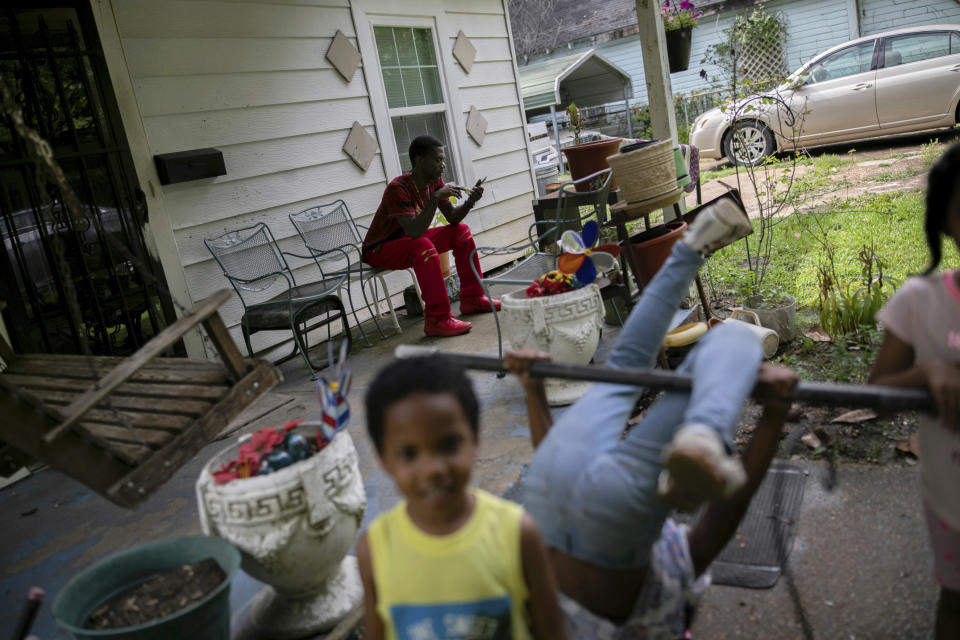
366, 488, 532, 640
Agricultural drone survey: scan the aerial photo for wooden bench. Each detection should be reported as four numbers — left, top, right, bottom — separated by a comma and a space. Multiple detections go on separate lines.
0, 289, 282, 508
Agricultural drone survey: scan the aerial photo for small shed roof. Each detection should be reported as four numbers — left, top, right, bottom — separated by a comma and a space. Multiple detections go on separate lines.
519, 49, 634, 112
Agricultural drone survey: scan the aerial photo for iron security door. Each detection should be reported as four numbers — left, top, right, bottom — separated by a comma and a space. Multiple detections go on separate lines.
0, 4, 176, 356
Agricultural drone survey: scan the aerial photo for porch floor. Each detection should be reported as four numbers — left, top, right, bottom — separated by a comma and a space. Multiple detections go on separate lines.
1, 293, 937, 638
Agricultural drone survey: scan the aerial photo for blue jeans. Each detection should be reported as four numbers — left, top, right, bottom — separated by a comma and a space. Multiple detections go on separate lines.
523, 241, 764, 569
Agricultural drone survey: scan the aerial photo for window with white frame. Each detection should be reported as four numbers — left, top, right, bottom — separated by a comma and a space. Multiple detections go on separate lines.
373, 25, 457, 183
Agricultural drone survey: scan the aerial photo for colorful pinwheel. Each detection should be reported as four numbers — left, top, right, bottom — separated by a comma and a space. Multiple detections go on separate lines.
557, 220, 621, 285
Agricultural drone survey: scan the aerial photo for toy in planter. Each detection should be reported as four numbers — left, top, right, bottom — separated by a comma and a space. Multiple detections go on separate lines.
211, 340, 354, 484
317, 340, 352, 442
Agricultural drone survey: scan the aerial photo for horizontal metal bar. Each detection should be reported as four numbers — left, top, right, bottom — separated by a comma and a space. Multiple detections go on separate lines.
394, 346, 935, 412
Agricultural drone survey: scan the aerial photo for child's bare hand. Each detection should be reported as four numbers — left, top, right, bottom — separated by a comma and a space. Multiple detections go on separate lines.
754, 362, 798, 410
504, 349, 551, 387
922, 359, 960, 431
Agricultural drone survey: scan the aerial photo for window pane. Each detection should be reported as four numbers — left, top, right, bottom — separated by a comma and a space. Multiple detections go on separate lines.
400, 67, 426, 106
421, 67, 443, 104
392, 112, 455, 183
374, 26, 443, 108
952, 33, 960, 54
887, 33, 950, 65
414, 28, 436, 65
382, 68, 406, 108
374, 26, 398, 67
808, 41, 874, 83
394, 28, 417, 65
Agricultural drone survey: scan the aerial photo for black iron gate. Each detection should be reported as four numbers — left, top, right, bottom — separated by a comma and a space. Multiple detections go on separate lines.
0, 3, 176, 356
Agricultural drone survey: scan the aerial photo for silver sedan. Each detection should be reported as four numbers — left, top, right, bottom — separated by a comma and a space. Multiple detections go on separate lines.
691, 24, 960, 165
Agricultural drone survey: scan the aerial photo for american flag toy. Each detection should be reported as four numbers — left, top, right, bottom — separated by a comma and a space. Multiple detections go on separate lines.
317, 340, 352, 443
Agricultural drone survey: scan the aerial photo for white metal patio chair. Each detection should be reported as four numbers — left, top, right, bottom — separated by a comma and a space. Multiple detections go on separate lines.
289, 200, 420, 338
205, 222, 352, 379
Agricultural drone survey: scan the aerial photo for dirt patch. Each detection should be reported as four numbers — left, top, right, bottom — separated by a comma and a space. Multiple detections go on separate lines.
689, 133, 947, 217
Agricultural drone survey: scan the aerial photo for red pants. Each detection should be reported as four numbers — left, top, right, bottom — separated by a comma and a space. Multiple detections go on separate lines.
363, 223, 485, 318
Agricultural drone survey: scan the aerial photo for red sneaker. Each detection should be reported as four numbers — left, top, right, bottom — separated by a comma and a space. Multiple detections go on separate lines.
424, 315, 472, 337
459, 295, 501, 315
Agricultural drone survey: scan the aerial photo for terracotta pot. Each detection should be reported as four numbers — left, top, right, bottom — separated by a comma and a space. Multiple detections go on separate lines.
501, 284, 604, 406
562, 138, 622, 191
629, 221, 688, 286
665, 27, 692, 73
196, 429, 366, 639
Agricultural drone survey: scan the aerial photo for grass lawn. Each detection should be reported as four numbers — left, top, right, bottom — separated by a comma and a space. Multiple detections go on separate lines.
701, 190, 960, 309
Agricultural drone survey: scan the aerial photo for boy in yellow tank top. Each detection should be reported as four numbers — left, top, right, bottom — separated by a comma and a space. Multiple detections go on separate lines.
357, 356, 566, 640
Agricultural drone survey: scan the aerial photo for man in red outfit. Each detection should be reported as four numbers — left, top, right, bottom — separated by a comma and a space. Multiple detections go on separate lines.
362, 136, 500, 337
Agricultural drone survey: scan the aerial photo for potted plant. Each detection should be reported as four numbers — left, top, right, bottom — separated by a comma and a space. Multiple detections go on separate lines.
500, 222, 618, 405
196, 349, 366, 638
662, 0, 702, 73
561, 102, 622, 191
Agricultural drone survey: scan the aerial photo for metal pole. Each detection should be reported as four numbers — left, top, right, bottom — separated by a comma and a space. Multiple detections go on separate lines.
394, 346, 935, 412
623, 86, 633, 139
550, 104, 563, 174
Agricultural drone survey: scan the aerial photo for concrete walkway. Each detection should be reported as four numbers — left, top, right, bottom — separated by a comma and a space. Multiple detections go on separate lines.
1, 301, 938, 638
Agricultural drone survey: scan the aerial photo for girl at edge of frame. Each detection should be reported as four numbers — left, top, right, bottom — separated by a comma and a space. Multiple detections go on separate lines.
869, 141, 960, 639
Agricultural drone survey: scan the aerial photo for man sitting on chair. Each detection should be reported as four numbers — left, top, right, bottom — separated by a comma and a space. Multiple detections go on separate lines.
362, 135, 499, 338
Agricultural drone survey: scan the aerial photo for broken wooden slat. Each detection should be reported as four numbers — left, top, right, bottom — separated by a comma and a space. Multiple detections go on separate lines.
108, 360, 281, 507
201, 312, 249, 381
4, 358, 230, 385
99, 440, 154, 466
44, 290, 233, 443
32, 389, 212, 417
4, 373, 229, 401
74, 408, 193, 431
79, 421, 177, 448
0, 377, 134, 495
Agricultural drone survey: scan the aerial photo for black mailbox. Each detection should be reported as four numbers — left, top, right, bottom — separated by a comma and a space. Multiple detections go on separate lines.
153, 148, 226, 185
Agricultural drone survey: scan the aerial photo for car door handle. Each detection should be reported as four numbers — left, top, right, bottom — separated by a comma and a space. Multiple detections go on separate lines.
851, 82, 873, 90
951, 64, 960, 72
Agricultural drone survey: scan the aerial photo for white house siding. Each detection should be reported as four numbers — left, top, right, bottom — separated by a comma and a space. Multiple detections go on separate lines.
860, 0, 960, 35
107, 0, 534, 357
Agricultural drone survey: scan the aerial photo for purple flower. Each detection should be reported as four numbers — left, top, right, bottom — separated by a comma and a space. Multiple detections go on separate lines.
679, 0, 693, 9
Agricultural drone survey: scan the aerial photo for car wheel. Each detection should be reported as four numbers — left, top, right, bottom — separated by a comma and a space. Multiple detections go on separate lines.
724, 120, 775, 167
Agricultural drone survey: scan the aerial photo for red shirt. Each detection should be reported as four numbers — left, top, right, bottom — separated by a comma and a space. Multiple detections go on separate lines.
362, 173, 454, 253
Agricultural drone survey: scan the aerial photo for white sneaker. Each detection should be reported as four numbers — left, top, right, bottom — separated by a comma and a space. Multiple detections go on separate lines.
682, 193, 753, 256
657, 424, 747, 510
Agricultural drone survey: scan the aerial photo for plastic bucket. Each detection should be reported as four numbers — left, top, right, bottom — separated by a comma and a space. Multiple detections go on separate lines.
535, 163, 559, 197
728, 309, 780, 358
628, 221, 688, 286
52, 536, 240, 640
743, 295, 797, 342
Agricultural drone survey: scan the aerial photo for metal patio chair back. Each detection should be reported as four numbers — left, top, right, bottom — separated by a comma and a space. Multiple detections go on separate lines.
291, 200, 419, 338
205, 222, 351, 379
470, 169, 613, 361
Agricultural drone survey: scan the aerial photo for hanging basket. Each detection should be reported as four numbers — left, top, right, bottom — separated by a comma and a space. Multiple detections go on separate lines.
665, 27, 692, 73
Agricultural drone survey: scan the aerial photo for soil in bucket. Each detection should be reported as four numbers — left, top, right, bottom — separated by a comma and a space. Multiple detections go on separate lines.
629, 221, 688, 286
85, 558, 226, 630
53, 535, 239, 640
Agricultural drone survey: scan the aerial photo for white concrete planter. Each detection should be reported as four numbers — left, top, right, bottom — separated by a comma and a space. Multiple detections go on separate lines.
501, 284, 604, 406
196, 430, 365, 639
